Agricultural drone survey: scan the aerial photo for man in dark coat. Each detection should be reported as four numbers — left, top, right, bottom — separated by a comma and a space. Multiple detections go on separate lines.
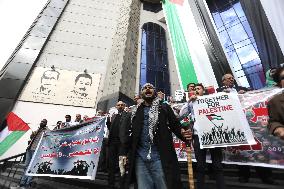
18, 119, 49, 188
217, 73, 276, 184
107, 101, 131, 188
121, 83, 192, 189
268, 67, 284, 140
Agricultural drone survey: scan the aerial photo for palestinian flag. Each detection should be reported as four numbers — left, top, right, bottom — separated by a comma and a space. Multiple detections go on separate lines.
0, 112, 30, 156
206, 114, 224, 121
162, 0, 218, 89
180, 116, 190, 127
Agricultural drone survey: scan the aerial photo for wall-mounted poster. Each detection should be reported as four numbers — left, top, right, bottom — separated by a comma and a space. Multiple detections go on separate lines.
19, 67, 101, 107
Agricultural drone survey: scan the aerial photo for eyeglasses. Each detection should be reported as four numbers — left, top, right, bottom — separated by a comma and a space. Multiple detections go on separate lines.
143, 86, 154, 90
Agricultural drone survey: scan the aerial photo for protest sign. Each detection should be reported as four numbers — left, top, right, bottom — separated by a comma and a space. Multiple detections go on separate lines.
175, 90, 185, 102
224, 88, 284, 169
193, 92, 256, 148
174, 88, 284, 169
26, 117, 105, 180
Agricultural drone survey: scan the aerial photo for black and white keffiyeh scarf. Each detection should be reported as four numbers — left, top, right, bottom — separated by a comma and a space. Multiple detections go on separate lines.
131, 97, 161, 159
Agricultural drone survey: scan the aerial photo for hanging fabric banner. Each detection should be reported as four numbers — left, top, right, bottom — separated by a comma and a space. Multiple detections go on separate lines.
162, 0, 218, 89
224, 88, 284, 168
26, 117, 106, 180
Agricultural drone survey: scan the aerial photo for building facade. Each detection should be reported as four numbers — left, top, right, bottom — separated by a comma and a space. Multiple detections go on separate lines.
1, 0, 284, 160
0, 0, 180, 159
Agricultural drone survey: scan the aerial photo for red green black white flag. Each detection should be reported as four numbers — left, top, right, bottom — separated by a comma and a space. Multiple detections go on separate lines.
0, 112, 30, 156
206, 114, 224, 121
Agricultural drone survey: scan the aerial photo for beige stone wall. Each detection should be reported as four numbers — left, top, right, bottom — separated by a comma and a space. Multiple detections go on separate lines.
20, 0, 178, 108
101, 0, 141, 99
26, 0, 122, 107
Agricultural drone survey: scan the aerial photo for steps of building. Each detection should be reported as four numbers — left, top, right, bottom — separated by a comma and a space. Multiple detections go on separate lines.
1, 162, 283, 189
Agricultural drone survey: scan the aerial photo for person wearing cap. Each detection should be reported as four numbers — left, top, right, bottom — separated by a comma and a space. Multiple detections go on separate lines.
121, 83, 192, 189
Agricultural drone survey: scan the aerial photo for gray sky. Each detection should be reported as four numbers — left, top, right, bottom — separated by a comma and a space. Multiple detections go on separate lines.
0, 0, 48, 70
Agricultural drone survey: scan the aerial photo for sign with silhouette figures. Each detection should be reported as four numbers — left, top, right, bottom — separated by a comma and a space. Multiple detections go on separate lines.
25, 117, 105, 180
193, 92, 256, 148
224, 88, 284, 169
173, 88, 284, 168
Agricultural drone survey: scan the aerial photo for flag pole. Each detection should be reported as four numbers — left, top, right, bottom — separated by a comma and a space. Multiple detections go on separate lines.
186, 142, 195, 189
180, 113, 195, 188
208, 119, 219, 128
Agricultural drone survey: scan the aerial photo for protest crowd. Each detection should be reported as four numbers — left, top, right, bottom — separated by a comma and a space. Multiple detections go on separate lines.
14, 66, 284, 189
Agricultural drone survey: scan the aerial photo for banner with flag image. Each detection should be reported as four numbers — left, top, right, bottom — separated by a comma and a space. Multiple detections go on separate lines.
193, 92, 256, 148
206, 114, 224, 121
0, 112, 30, 157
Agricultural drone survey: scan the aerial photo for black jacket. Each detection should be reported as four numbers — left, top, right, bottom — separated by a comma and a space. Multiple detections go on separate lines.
123, 103, 185, 189
106, 111, 131, 155
216, 85, 249, 93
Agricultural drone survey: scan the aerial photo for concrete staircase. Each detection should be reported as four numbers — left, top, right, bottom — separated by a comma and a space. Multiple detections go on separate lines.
1, 161, 283, 189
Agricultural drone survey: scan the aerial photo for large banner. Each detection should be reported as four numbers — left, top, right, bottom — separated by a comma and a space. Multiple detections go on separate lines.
174, 88, 284, 169
193, 92, 256, 148
26, 117, 105, 179
224, 88, 284, 169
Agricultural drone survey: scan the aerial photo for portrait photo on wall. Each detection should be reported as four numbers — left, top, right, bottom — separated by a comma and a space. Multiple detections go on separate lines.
19, 67, 101, 107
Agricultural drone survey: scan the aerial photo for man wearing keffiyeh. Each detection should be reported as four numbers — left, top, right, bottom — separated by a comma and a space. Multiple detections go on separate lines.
120, 83, 192, 189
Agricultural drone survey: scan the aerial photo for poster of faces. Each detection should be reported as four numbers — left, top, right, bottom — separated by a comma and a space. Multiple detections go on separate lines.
19, 67, 101, 107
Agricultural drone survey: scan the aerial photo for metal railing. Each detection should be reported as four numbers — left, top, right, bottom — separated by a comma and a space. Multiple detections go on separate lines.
0, 153, 25, 189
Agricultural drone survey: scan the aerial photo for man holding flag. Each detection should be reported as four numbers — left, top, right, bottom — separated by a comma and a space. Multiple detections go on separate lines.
0, 112, 30, 157
17, 119, 49, 188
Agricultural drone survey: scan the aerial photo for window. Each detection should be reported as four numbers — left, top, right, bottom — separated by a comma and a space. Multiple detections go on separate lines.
143, 2, 162, 13
207, 0, 265, 89
140, 23, 170, 95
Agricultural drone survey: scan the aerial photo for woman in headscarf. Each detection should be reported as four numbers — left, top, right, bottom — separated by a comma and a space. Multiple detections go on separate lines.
266, 68, 277, 87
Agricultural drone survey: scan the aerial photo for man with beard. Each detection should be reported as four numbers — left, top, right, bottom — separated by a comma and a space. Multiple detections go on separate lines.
74, 114, 83, 125
120, 83, 192, 189
61, 114, 75, 128
72, 73, 92, 97
107, 101, 131, 188
17, 119, 49, 188
67, 73, 93, 105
